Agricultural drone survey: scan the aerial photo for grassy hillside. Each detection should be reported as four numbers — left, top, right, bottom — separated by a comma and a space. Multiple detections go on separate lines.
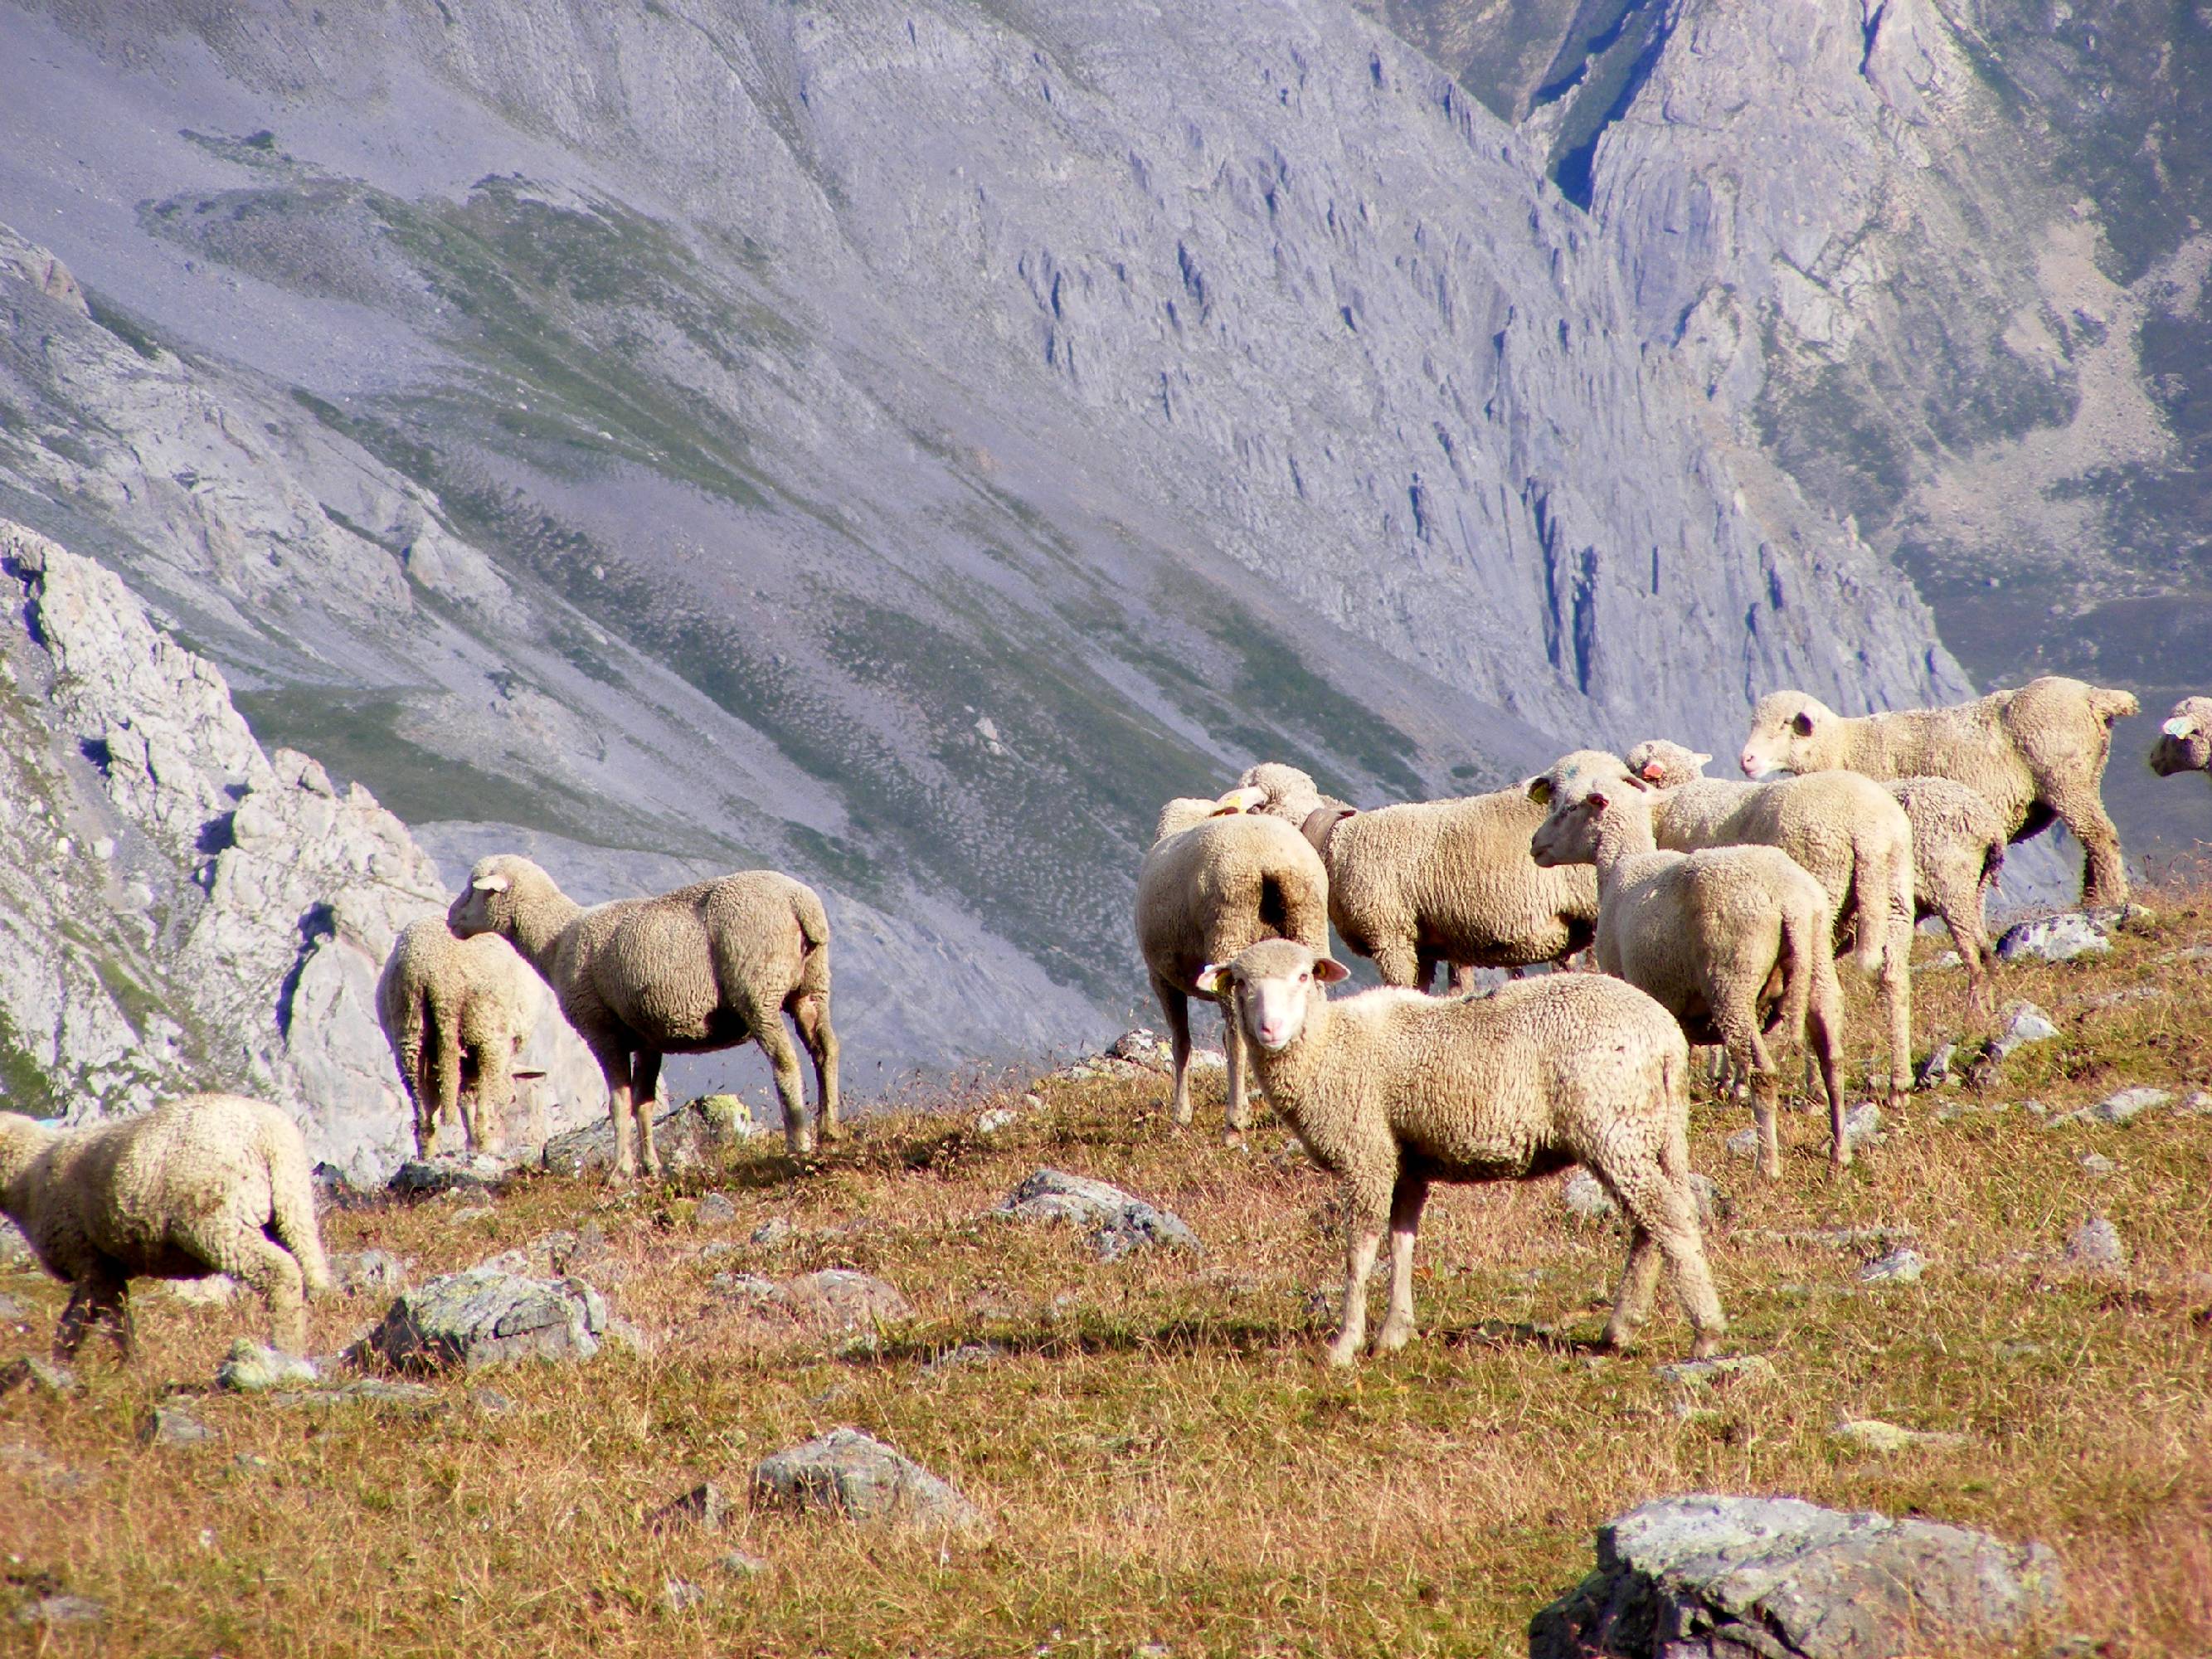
4, 892, 2210, 1656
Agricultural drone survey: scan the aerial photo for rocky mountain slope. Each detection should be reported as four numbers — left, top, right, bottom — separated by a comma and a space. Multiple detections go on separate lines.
1359, 0, 2212, 864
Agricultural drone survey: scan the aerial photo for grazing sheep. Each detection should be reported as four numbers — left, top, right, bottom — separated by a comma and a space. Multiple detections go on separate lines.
2149, 697, 2212, 781
377, 919, 541, 1159
0, 1095, 332, 1360
449, 856, 839, 1174
1195, 938, 1724, 1365
1237, 761, 1597, 990
1531, 751, 1848, 1180
1136, 786, 1330, 1136
1738, 675, 2139, 910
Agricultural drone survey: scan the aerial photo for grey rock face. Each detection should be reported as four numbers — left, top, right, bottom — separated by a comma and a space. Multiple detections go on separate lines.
998, 1169, 1199, 1259
366, 1267, 608, 1372
751, 1428, 988, 1535
1529, 1492, 2064, 1659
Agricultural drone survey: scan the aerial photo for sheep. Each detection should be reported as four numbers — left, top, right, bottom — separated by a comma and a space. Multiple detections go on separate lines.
1135, 786, 1330, 1136
2149, 697, 2212, 781
0, 1094, 332, 1360
1194, 937, 1725, 1365
1530, 750, 1848, 1180
448, 856, 839, 1175
1616, 738, 1913, 1102
1632, 738, 2005, 1019
1738, 675, 2140, 910
1236, 761, 1597, 990
377, 919, 542, 1160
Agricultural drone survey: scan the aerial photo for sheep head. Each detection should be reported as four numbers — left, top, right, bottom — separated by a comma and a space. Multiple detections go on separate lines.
1196, 939, 1349, 1053
1739, 691, 1837, 777
2151, 697, 2212, 777
0, 1112, 56, 1190
1623, 738, 1711, 788
1235, 761, 1327, 825
1529, 750, 1650, 867
449, 854, 554, 940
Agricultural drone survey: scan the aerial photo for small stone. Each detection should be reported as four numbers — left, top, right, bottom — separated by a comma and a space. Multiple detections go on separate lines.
716, 1550, 771, 1579
140, 1403, 218, 1447
998, 1169, 1198, 1257
331, 1249, 407, 1297
923, 1342, 1007, 1374
1990, 1001, 2059, 1061
2176, 1089, 2212, 1116
469, 1388, 517, 1415
660, 1577, 707, 1613
448, 1204, 496, 1226
1023, 1093, 1045, 1111
0, 1291, 27, 1321
1105, 1029, 1174, 1072
1653, 1355, 1777, 1388
1996, 911, 2111, 963
1841, 1102, 1884, 1151
750, 1218, 795, 1248
696, 1241, 739, 1262
2091, 1086, 2171, 1125
1914, 1043, 1956, 1090
216, 1339, 318, 1392
266, 1378, 443, 1412
2022, 1098, 2050, 1118
1830, 1415, 1970, 1452
1723, 1127, 1761, 1160
778, 1269, 915, 1333
0, 1356, 80, 1399
751, 1426, 989, 1535
15, 1594, 105, 1628
0, 1220, 35, 1272
386, 1154, 508, 1200
2080, 1152, 2117, 1179
696, 1193, 738, 1227
2065, 1214, 2127, 1272
1561, 1169, 1616, 1218
164, 1273, 240, 1305
1925, 950, 1963, 971
1860, 1247, 1924, 1285
650, 1481, 732, 1530
975, 1107, 1018, 1135
711, 1272, 779, 1301
1997, 1340, 2043, 1360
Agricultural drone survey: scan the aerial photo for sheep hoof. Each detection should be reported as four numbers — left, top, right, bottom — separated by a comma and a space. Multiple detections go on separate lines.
1324, 1344, 1360, 1370
1689, 1335, 1723, 1361
1372, 1323, 1415, 1355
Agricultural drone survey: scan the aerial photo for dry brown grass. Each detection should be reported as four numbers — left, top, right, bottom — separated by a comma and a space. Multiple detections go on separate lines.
5, 888, 2211, 1657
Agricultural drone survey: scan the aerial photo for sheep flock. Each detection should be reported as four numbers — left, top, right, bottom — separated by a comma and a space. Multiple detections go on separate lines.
0, 669, 2179, 1375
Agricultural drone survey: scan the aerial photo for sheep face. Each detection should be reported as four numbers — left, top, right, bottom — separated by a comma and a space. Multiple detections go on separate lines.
1529, 752, 1649, 867
1739, 691, 1834, 777
1623, 738, 1710, 788
0, 1114, 52, 1186
2151, 698, 2212, 777
448, 855, 532, 939
1195, 939, 1348, 1053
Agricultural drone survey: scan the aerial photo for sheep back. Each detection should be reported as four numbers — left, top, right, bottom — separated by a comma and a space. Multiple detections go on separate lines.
1135, 813, 1328, 995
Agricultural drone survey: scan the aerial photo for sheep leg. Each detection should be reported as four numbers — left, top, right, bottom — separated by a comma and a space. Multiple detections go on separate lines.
594, 1044, 639, 1181
1222, 1010, 1251, 1141
54, 1262, 130, 1361
1714, 996, 1782, 1180
2046, 781, 2130, 910
757, 1022, 814, 1157
1601, 1223, 1664, 1350
1328, 1157, 1394, 1368
1807, 971, 1850, 1176
472, 1037, 516, 1157
208, 1228, 310, 1356
1878, 934, 1911, 1112
1373, 1173, 1431, 1355
631, 1050, 664, 1179
790, 990, 842, 1143
1447, 963, 1478, 996
432, 1016, 465, 1160
1939, 899, 1996, 1020
1153, 972, 1195, 1127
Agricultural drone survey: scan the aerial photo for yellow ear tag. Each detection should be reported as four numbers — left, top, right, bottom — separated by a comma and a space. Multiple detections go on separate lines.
1527, 777, 1552, 806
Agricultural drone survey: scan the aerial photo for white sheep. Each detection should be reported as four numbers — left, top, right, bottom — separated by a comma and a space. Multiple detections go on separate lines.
1196, 938, 1724, 1365
2149, 697, 2212, 783
449, 856, 839, 1175
1618, 737, 1913, 1105
377, 919, 542, 1159
1237, 761, 1597, 990
1739, 675, 2139, 911
0, 1094, 332, 1359
1136, 786, 1330, 1135
1531, 751, 1848, 1180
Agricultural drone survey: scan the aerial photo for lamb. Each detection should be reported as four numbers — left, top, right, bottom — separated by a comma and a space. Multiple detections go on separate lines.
1634, 738, 2006, 1019
2149, 697, 2212, 781
1194, 938, 1724, 1365
1738, 675, 2140, 910
1530, 751, 1848, 1179
0, 1094, 332, 1360
1135, 786, 1330, 1136
448, 855, 839, 1174
1237, 761, 1597, 990
377, 919, 542, 1160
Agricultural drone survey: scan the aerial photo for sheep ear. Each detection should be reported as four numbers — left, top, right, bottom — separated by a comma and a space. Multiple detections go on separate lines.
472, 873, 511, 893
2164, 715, 2198, 738
1194, 963, 1228, 995
1314, 958, 1351, 985
1213, 785, 1267, 815
1526, 777, 1553, 806
1791, 710, 1816, 737
1621, 773, 1650, 792
1691, 751, 1712, 767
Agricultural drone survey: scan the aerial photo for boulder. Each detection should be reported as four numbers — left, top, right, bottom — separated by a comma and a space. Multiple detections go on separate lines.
541, 1095, 759, 1178
365, 1266, 607, 1372
1996, 912, 2110, 963
997, 1169, 1199, 1259
1529, 1493, 2064, 1658
751, 1427, 989, 1535
386, 1154, 510, 1200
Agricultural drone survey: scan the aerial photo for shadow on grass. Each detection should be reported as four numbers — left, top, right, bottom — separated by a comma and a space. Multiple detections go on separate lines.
841, 1311, 1308, 1370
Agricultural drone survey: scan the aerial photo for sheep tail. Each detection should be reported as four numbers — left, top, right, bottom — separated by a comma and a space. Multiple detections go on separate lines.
266, 1125, 332, 1295
794, 887, 831, 952
2089, 686, 2140, 725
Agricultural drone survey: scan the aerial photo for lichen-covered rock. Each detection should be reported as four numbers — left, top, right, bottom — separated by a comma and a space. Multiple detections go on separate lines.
1529, 1493, 2064, 1658
541, 1095, 759, 1179
997, 1169, 1198, 1259
2065, 1214, 2127, 1273
139, 1404, 217, 1447
216, 1340, 318, 1393
330, 1249, 408, 1297
1858, 1248, 1924, 1286
751, 1428, 988, 1535
1996, 912, 2112, 963
366, 1267, 607, 1372
386, 1154, 512, 1199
